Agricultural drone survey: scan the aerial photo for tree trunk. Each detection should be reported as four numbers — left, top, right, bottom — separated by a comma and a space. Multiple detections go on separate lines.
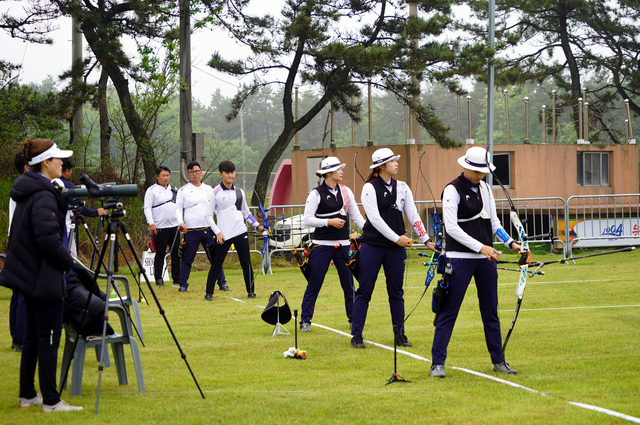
558, 1, 582, 139
251, 126, 297, 207
100, 60, 157, 186
98, 68, 112, 169
83, 30, 157, 187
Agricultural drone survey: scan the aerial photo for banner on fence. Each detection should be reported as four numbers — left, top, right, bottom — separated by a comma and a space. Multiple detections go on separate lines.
558, 218, 640, 247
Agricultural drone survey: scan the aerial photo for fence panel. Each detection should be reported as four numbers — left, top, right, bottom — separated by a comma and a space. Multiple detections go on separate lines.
565, 194, 640, 257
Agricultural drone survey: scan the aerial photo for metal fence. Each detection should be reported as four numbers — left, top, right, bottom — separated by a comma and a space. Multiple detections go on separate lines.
494, 197, 566, 254
565, 194, 640, 257
181, 194, 640, 273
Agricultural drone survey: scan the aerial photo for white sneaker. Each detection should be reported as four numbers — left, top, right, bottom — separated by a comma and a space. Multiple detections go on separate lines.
42, 400, 84, 413
430, 365, 446, 378
19, 394, 43, 408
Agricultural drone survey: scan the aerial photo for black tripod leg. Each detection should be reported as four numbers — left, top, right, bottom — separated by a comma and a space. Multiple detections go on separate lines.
95, 220, 120, 415
76, 217, 145, 344
116, 242, 148, 305
119, 221, 205, 399
58, 227, 112, 396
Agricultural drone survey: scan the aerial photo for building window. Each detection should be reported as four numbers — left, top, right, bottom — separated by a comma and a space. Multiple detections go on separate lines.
491, 152, 512, 188
577, 152, 610, 186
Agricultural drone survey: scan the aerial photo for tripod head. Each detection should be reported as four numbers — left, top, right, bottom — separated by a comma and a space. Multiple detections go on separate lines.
68, 200, 85, 214
102, 198, 126, 219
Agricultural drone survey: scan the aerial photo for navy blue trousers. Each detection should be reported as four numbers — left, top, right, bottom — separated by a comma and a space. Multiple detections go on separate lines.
10, 290, 26, 346
351, 243, 407, 337
300, 245, 355, 325
179, 229, 214, 289
205, 232, 254, 295
20, 296, 63, 406
431, 258, 504, 365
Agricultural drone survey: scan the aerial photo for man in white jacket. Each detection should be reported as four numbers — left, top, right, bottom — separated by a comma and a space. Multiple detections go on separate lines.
204, 161, 263, 300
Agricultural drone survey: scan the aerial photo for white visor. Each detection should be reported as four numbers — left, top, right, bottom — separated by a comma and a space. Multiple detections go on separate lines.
28, 143, 73, 165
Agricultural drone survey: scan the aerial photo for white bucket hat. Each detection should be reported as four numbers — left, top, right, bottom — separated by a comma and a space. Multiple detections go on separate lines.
316, 156, 346, 175
457, 146, 496, 173
369, 148, 401, 169
28, 143, 73, 166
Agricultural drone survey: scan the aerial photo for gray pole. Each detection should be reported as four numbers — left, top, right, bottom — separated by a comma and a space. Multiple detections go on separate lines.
367, 80, 373, 146
293, 87, 300, 150
486, 0, 495, 186
240, 104, 246, 193
71, 17, 83, 144
179, 0, 193, 185
409, 3, 422, 144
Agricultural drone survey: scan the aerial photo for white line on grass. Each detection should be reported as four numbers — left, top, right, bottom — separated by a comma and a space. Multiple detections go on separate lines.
498, 304, 640, 313
568, 402, 640, 424
405, 278, 633, 290
308, 323, 640, 423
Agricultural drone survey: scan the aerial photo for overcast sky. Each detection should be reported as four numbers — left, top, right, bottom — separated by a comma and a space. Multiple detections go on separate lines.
0, 1, 282, 103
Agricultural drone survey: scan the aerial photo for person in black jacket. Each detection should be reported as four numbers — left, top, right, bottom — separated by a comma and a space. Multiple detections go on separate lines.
0, 138, 83, 413
60, 157, 107, 258
63, 263, 115, 337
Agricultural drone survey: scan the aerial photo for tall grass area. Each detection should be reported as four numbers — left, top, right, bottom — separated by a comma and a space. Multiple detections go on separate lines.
1, 249, 639, 424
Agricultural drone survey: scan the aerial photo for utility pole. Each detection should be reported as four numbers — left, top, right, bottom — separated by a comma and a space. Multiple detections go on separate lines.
71, 17, 83, 145
486, 0, 496, 186
179, 0, 193, 185
409, 3, 422, 144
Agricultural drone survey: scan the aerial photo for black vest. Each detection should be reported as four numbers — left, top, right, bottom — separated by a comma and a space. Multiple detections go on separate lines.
361, 177, 405, 249
313, 183, 349, 240
443, 174, 493, 253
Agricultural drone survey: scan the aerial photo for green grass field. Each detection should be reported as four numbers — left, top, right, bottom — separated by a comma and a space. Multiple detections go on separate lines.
1, 248, 639, 424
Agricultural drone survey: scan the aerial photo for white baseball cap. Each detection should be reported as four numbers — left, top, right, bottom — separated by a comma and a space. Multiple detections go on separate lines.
316, 157, 346, 175
457, 146, 496, 173
369, 148, 400, 169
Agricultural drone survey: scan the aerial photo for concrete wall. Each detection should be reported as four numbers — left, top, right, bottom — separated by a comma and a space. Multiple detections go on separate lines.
289, 144, 639, 205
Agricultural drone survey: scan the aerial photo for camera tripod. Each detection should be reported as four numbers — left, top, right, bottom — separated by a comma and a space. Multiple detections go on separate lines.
68, 204, 149, 304
62, 199, 205, 415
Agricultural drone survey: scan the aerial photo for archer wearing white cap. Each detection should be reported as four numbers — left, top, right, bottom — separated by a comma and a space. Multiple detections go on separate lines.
299, 157, 366, 332
350, 148, 436, 349
429, 146, 521, 379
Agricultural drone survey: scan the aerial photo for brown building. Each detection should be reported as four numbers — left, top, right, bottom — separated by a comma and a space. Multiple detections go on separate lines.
289, 144, 639, 205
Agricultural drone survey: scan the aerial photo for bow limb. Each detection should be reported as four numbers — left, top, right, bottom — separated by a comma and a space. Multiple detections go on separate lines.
418, 151, 443, 250
486, 146, 531, 356
353, 151, 365, 183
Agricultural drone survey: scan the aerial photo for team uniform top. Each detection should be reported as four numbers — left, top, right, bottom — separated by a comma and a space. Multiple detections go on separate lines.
442, 178, 514, 259
209, 183, 258, 240
175, 182, 215, 229
361, 177, 430, 245
303, 184, 366, 247
143, 183, 179, 229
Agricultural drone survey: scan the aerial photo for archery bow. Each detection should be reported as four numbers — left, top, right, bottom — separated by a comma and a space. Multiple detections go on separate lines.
399, 152, 443, 324
417, 151, 443, 292
486, 148, 531, 356
418, 151, 443, 251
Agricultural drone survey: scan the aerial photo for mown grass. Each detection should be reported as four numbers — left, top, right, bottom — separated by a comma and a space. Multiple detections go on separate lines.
1, 248, 639, 424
